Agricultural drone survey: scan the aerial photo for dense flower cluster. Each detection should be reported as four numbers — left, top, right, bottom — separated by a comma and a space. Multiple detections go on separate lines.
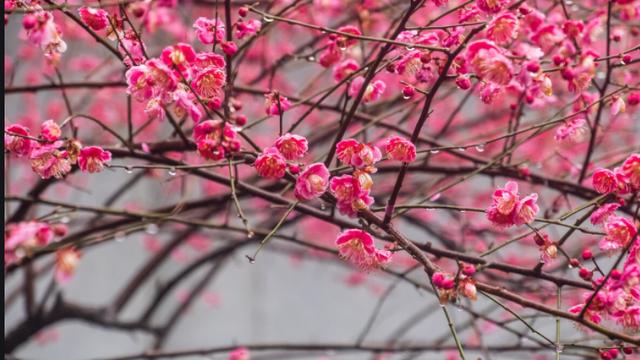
486, 181, 539, 227
125, 42, 226, 122
4, 0, 640, 355
5, 221, 67, 268
335, 229, 392, 271
193, 119, 241, 160
5, 122, 112, 179
432, 265, 478, 303
9, 1, 67, 63
569, 239, 640, 332
592, 154, 640, 195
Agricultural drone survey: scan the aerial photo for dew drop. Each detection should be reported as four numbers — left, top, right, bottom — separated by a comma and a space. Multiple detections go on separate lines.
145, 223, 159, 235
430, 149, 440, 154
125, 166, 133, 174
306, 55, 316, 62
339, 45, 347, 51
247, 231, 255, 239
320, 202, 326, 210
168, 167, 177, 176
405, 45, 415, 51
457, 147, 466, 152
402, 94, 412, 100
263, 15, 274, 23
115, 231, 127, 243
475, 144, 485, 152
246, 255, 256, 264
60, 216, 71, 224
556, 345, 564, 354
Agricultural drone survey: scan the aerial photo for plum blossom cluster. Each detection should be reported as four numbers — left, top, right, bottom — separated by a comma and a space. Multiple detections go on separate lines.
586, 196, 638, 254
5, 121, 112, 179
193, 120, 241, 161
591, 153, 640, 195
432, 263, 478, 304
251, 134, 416, 270
254, 133, 309, 179
125, 42, 227, 122
5, 221, 66, 266
486, 181, 539, 227
335, 229, 392, 272
569, 238, 640, 332
534, 233, 558, 265
330, 137, 415, 217
5, 221, 80, 284
7, 1, 67, 63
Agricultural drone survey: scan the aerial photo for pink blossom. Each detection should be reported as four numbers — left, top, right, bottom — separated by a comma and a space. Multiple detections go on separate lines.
610, 97, 626, 116
160, 43, 196, 75
235, 19, 261, 39
590, 203, 621, 225
600, 217, 637, 252
335, 229, 391, 271
333, 59, 359, 82
348, 77, 386, 103
487, 181, 539, 227
55, 247, 81, 284
40, 119, 61, 142
592, 169, 618, 194
264, 91, 291, 116
330, 175, 374, 217
78, 7, 109, 31
5, 221, 59, 265
465, 40, 513, 85
5, 124, 33, 157
455, 75, 472, 90
514, 193, 539, 225
554, 118, 588, 143
29, 143, 72, 179
620, 154, 640, 190
78, 146, 112, 173
352, 143, 382, 170
489, 181, 519, 217
336, 139, 382, 171
336, 139, 361, 165
24, 11, 67, 61
191, 66, 226, 100
530, 24, 565, 52
274, 133, 308, 160
535, 234, 558, 264
229, 347, 250, 360
294, 163, 329, 200
568, 304, 602, 324
384, 136, 416, 163
173, 86, 203, 122
254, 147, 287, 179
486, 12, 518, 45
193, 17, 225, 45
476, 0, 508, 13
221, 41, 238, 56
193, 119, 240, 160
119, 29, 146, 66
126, 60, 177, 102
194, 52, 226, 69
